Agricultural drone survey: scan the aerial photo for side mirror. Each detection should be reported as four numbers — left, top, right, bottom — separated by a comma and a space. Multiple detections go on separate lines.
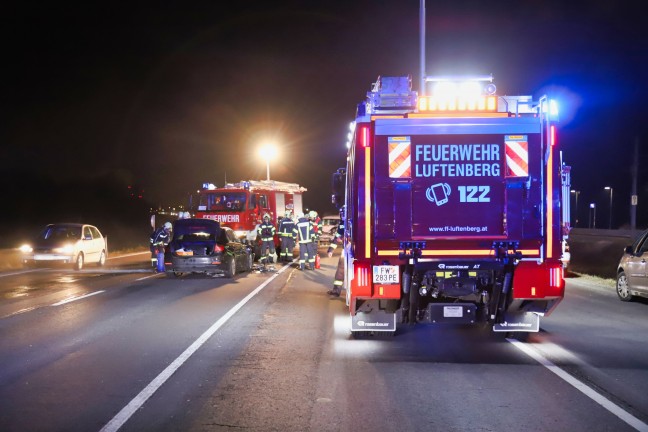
625, 245, 634, 255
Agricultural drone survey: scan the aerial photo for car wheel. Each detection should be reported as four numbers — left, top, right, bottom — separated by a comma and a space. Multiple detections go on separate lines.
97, 250, 106, 267
74, 253, 84, 271
616, 271, 634, 302
246, 253, 254, 272
225, 257, 236, 278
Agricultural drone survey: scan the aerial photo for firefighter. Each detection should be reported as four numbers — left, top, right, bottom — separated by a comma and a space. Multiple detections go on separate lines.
278, 211, 295, 262
150, 221, 172, 273
309, 210, 322, 246
257, 213, 277, 264
293, 212, 316, 270
327, 207, 345, 297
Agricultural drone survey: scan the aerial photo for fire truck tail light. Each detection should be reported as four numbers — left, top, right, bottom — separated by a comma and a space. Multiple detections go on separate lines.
352, 262, 372, 297
550, 266, 563, 288
358, 125, 371, 147
513, 261, 565, 299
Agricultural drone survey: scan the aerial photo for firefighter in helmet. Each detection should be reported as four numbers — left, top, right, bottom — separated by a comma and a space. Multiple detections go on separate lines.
327, 206, 345, 297
278, 210, 295, 262
257, 213, 277, 264
150, 221, 172, 273
309, 210, 322, 246
293, 212, 316, 270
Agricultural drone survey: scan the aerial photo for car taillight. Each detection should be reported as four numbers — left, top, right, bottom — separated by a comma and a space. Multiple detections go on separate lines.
213, 244, 224, 253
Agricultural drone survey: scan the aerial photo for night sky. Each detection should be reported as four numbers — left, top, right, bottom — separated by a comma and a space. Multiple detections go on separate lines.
3, 1, 648, 241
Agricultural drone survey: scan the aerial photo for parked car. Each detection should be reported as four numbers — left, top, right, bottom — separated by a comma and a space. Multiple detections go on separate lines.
165, 219, 254, 278
616, 229, 648, 302
319, 214, 341, 244
20, 223, 107, 270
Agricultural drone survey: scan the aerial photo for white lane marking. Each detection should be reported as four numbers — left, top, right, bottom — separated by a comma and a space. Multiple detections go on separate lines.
0, 268, 46, 278
107, 251, 149, 260
99, 264, 292, 432
2, 307, 37, 319
51, 290, 106, 306
508, 338, 648, 432
135, 273, 164, 281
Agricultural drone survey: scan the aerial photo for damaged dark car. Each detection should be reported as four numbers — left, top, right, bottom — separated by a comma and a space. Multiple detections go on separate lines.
165, 219, 254, 278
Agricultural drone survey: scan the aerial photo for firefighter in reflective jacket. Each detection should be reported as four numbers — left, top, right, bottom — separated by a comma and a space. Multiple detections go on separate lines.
277, 211, 295, 262
257, 213, 277, 264
327, 207, 345, 297
150, 221, 172, 273
309, 210, 322, 245
293, 212, 316, 270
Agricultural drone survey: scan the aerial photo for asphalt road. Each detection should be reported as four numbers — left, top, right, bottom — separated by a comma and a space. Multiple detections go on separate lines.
0, 251, 647, 432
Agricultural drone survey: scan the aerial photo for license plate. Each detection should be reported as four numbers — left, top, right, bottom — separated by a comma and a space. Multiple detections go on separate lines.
372, 265, 399, 284
443, 306, 463, 318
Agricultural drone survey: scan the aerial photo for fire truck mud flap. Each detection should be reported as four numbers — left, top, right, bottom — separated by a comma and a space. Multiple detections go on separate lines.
351, 310, 396, 332
492, 312, 540, 332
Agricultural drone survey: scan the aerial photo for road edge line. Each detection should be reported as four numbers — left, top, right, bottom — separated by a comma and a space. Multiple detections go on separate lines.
508, 338, 648, 432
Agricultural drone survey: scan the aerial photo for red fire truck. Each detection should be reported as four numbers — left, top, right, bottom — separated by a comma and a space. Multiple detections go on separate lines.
332, 75, 571, 336
193, 180, 307, 253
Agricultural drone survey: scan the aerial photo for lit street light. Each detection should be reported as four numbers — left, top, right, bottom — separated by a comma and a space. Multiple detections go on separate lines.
570, 189, 580, 227
258, 143, 278, 181
604, 186, 613, 229
589, 203, 596, 229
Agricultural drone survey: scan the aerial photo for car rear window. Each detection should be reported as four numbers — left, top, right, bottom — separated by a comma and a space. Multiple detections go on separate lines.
173, 221, 221, 241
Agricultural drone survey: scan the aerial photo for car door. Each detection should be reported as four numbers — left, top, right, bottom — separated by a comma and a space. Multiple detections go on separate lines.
90, 226, 105, 258
225, 229, 243, 268
626, 232, 648, 292
82, 226, 99, 263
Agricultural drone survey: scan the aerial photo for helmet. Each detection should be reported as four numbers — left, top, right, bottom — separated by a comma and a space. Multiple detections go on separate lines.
309, 210, 317, 219
296, 212, 304, 219
263, 213, 271, 220
163, 222, 172, 230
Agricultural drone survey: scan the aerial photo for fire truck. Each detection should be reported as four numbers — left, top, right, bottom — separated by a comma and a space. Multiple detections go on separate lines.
332, 75, 571, 336
193, 180, 307, 255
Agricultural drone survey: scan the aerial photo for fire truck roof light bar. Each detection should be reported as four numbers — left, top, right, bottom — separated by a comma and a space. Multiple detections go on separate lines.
425, 75, 493, 83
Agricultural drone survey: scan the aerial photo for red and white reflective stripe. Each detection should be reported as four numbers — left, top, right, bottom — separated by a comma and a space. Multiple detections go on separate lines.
505, 139, 529, 177
388, 138, 411, 178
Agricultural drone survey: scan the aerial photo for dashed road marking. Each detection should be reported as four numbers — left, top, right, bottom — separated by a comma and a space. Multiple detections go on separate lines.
51, 291, 105, 306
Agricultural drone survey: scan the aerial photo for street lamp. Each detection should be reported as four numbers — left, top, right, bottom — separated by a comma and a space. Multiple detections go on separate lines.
258, 143, 278, 181
570, 189, 580, 227
589, 203, 596, 229
604, 186, 613, 229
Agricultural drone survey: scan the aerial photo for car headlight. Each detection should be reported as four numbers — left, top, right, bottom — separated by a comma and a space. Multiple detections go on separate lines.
53, 244, 75, 254
19, 244, 33, 253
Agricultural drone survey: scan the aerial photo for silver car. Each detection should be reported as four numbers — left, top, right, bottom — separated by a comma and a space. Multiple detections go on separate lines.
20, 223, 108, 270
616, 229, 648, 302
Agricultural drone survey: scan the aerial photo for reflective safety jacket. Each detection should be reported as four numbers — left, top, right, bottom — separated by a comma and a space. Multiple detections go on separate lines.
257, 222, 276, 241
278, 217, 295, 238
294, 217, 315, 243
312, 216, 322, 238
150, 227, 170, 250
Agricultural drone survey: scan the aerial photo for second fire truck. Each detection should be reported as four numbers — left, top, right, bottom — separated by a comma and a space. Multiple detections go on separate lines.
193, 180, 307, 256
